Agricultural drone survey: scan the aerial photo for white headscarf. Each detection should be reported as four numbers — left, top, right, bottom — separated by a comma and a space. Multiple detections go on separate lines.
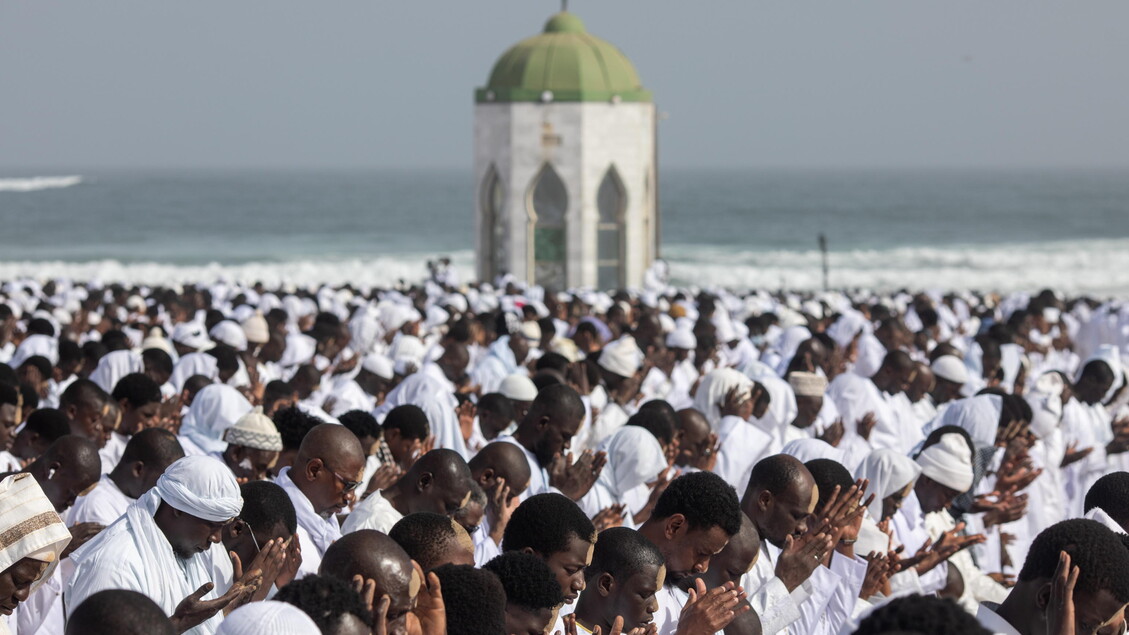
10, 334, 59, 367
153, 455, 244, 522
217, 601, 320, 635
856, 449, 922, 521
597, 426, 667, 499
693, 368, 752, 429
932, 394, 1001, 449
0, 473, 71, 592
169, 352, 219, 392
915, 433, 974, 493
781, 438, 846, 464
180, 385, 253, 455
88, 350, 144, 394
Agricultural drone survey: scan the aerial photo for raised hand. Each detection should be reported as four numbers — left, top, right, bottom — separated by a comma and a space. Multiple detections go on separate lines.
171, 579, 257, 632
983, 492, 1029, 528
1060, 442, 1094, 468
230, 536, 285, 602
63, 522, 105, 558
857, 412, 877, 441
592, 504, 627, 531
456, 401, 476, 443
775, 529, 834, 592
719, 386, 754, 420
860, 551, 893, 599
412, 561, 446, 635
694, 433, 721, 472
995, 418, 1029, 448
675, 579, 749, 635
487, 477, 520, 546
364, 463, 403, 498
549, 450, 607, 501
818, 418, 845, 447
914, 523, 985, 574
275, 532, 303, 589
1047, 551, 1079, 635
632, 468, 675, 525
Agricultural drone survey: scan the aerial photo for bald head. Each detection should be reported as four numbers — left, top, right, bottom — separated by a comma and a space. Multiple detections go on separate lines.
696, 513, 761, 590
320, 529, 417, 635
32, 435, 102, 513
468, 442, 531, 495
296, 423, 365, 467
675, 408, 712, 467
390, 448, 474, 517
742, 455, 816, 547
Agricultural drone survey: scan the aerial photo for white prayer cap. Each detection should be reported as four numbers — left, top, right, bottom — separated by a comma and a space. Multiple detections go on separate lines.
362, 353, 395, 381
210, 320, 248, 352
499, 375, 538, 401
171, 322, 214, 352
424, 306, 450, 331
657, 313, 675, 334
549, 337, 579, 363
788, 372, 827, 397
390, 336, 425, 366
931, 355, 970, 385
826, 310, 868, 350
0, 473, 71, 591
225, 407, 283, 452
443, 293, 469, 315
780, 438, 845, 464
125, 295, 146, 312
11, 334, 59, 367
141, 328, 174, 356
712, 315, 737, 343
155, 455, 242, 523
665, 328, 696, 350
518, 321, 542, 343
242, 311, 270, 345
216, 601, 319, 635
1043, 307, 1062, 323
530, 301, 550, 319
915, 433, 974, 493
598, 336, 643, 379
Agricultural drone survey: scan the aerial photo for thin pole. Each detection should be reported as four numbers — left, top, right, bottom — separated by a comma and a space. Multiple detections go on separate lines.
819, 233, 829, 291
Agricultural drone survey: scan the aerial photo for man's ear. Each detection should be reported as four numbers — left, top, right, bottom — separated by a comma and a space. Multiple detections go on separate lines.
597, 572, 615, 597
757, 489, 773, 513
385, 428, 401, 444
418, 472, 434, 492
131, 460, 146, 479
479, 468, 495, 486
538, 415, 552, 430
1034, 581, 1052, 614
305, 458, 324, 481
664, 513, 685, 540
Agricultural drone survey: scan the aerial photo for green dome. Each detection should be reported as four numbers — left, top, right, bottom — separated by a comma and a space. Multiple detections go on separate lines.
476, 12, 651, 104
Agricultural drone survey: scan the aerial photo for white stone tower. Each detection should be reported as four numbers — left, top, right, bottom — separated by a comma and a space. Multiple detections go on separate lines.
474, 11, 657, 291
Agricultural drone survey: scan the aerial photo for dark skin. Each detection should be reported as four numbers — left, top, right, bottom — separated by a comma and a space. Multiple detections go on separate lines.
222, 445, 280, 482
638, 513, 731, 586
290, 425, 367, 518
64, 400, 109, 449
523, 533, 595, 605
380, 466, 473, 519
871, 362, 917, 397
0, 558, 48, 617
28, 457, 100, 514
119, 399, 161, 436
435, 345, 470, 386
384, 428, 426, 471
914, 475, 963, 514
674, 409, 713, 469
503, 604, 555, 635
0, 404, 21, 452
477, 406, 512, 441
930, 377, 964, 406
154, 502, 232, 559
576, 563, 665, 633
994, 551, 1127, 635
906, 364, 934, 404
790, 396, 822, 430
10, 426, 52, 462
221, 518, 293, 590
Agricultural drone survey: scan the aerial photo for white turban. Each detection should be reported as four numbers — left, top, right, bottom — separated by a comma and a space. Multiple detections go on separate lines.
210, 320, 248, 352
181, 385, 254, 455
597, 426, 668, 499
171, 322, 214, 352
856, 449, 922, 521
665, 328, 696, 350
598, 336, 643, 379
1026, 372, 1065, 440
156, 456, 243, 523
361, 353, 395, 381
931, 355, 970, 385
934, 394, 1001, 449
915, 433, 974, 493
216, 601, 319, 635
0, 474, 71, 591
88, 350, 143, 394
499, 375, 538, 402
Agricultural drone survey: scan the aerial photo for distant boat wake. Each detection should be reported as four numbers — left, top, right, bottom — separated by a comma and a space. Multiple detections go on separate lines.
0, 176, 82, 192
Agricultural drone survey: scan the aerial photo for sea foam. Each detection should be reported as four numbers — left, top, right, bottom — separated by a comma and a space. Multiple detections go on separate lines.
0, 176, 83, 192
0, 238, 1126, 296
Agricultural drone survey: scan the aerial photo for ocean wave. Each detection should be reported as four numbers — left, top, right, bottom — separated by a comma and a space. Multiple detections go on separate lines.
0, 238, 1126, 296
0, 176, 83, 192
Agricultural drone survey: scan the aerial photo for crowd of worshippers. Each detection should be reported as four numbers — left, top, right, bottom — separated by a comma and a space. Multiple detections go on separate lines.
3, 276, 1129, 635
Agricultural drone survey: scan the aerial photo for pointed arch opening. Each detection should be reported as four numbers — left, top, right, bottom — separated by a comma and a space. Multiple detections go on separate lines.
596, 165, 627, 291
528, 163, 568, 290
480, 165, 507, 280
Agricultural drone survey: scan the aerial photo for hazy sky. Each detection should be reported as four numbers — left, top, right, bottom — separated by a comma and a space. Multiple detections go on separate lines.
3, 2, 1128, 170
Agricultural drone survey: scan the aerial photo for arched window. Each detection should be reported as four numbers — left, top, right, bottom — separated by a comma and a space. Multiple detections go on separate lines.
596, 166, 626, 290
480, 166, 506, 279
529, 163, 568, 290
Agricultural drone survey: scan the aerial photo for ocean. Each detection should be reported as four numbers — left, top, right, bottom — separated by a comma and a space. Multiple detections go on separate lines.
3, 169, 1129, 296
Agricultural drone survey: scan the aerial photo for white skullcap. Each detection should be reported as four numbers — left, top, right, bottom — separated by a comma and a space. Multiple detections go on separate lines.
549, 338, 579, 363
216, 601, 320, 635
362, 353, 395, 381
156, 456, 243, 523
598, 336, 643, 378
518, 321, 542, 343
1043, 307, 1061, 323
171, 322, 214, 351
225, 407, 283, 452
499, 375, 538, 401
915, 433, 973, 493
391, 335, 425, 366
140, 328, 173, 356
788, 372, 827, 397
443, 294, 469, 315
209, 320, 248, 352
931, 355, 969, 385
665, 329, 696, 350
242, 311, 270, 345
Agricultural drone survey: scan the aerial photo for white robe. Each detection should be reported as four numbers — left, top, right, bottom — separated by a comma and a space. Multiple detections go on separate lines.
66, 493, 232, 635
339, 491, 402, 535
69, 474, 133, 526
712, 415, 775, 496
376, 366, 467, 460
275, 467, 340, 578
740, 540, 836, 635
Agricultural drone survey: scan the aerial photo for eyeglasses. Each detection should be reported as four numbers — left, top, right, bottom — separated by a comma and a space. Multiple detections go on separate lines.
330, 469, 362, 493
